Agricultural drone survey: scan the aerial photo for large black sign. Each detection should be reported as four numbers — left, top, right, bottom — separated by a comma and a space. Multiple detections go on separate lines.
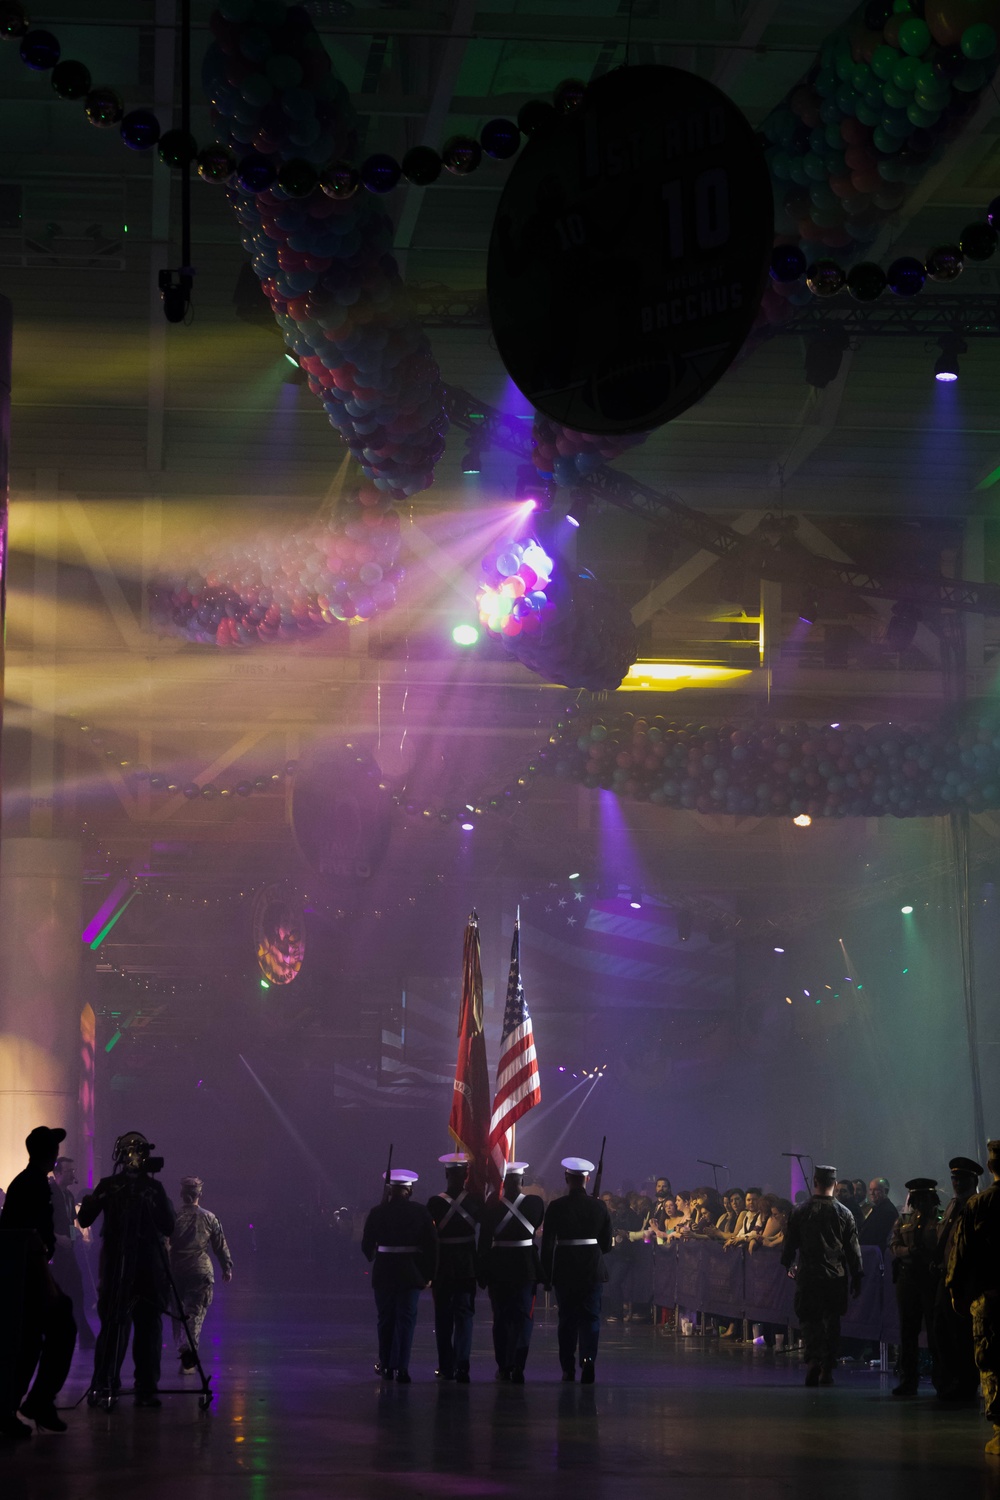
488, 65, 773, 435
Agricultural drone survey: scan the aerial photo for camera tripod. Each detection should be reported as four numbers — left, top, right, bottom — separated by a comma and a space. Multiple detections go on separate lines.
84, 1172, 213, 1412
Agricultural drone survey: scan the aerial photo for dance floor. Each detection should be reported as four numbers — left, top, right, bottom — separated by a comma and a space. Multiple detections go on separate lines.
1, 1290, 994, 1499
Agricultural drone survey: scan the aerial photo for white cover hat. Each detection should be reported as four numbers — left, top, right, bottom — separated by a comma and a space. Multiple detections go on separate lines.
504, 1160, 530, 1173
384, 1168, 419, 1183
562, 1157, 595, 1173
438, 1152, 470, 1165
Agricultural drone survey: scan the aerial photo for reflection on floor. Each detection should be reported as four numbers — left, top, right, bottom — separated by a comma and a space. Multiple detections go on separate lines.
2, 1292, 992, 1498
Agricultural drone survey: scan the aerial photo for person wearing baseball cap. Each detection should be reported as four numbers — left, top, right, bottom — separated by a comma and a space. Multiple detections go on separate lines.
933, 1155, 983, 1403
947, 1139, 1000, 1455
0, 1127, 76, 1439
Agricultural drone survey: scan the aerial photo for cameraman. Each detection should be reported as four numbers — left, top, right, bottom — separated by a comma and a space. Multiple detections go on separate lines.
78, 1131, 175, 1408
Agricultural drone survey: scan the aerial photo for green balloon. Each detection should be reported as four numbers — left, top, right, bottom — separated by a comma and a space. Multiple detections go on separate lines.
892, 0, 912, 11
871, 44, 897, 80
852, 62, 872, 93
891, 55, 921, 91
906, 101, 940, 127
855, 100, 881, 125
882, 81, 908, 108
898, 17, 930, 57
804, 151, 826, 181
961, 23, 997, 61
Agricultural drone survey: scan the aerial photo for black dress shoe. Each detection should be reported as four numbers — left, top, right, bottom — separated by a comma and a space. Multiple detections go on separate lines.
509, 1370, 525, 1385
818, 1371, 834, 1387
495, 1368, 510, 1382
561, 1369, 575, 1382
134, 1394, 162, 1408
455, 1370, 470, 1384
435, 1369, 455, 1381
580, 1360, 595, 1386
20, 1399, 67, 1432
804, 1364, 821, 1387
892, 1382, 918, 1398
376, 1365, 394, 1381
396, 1371, 412, 1385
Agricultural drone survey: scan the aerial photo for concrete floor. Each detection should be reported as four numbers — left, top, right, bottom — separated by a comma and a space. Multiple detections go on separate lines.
2, 1292, 996, 1500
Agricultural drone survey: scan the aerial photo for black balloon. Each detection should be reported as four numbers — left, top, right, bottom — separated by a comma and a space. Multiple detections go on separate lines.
553, 77, 587, 114
847, 261, 887, 301
925, 243, 964, 281
769, 243, 807, 282
517, 98, 556, 137
50, 59, 90, 99
987, 195, 1000, 230
158, 128, 198, 168
238, 151, 278, 193
863, 1, 893, 28
319, 159, 358, 198
401, 145, 441, 185
959, 220, 998, 260
197, 145, 236, 183
277, 156, 320, 196
441, 135, 482, 174
805, 259, 846, 297
360, 153, 401, 193
0, 2, 29, 40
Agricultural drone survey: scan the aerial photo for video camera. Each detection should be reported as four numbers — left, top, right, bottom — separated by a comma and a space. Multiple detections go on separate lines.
112, 1130, 165, 1177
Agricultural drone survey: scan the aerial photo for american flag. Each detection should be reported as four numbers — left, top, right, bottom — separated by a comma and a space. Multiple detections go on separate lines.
488, 914, 541, 1191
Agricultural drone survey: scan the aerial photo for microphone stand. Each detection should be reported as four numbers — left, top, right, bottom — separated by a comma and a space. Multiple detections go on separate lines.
781, 1152, 814, 1195
697, 1160, 727, 1194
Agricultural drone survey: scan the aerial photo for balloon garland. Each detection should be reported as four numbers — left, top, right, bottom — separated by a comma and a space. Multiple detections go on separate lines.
149, 483, 402, 643
477, 535, 638, 691
546, 704, 1000, 819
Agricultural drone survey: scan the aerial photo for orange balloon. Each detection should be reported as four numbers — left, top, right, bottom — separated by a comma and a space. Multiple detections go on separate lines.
926, 0, 1000, 47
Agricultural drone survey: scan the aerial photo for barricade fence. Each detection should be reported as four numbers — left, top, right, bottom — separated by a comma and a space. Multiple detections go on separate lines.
624, 1241, 897, 1344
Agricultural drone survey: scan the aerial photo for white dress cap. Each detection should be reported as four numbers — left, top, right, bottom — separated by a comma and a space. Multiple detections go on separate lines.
438, 1152, 470, 1165
504, 1161, 530, 1173
561, 1157, 595, 1173
384, 1168, 419, 1183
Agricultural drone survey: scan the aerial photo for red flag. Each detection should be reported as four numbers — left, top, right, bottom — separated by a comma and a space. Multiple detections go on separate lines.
448, 911, 491, 1196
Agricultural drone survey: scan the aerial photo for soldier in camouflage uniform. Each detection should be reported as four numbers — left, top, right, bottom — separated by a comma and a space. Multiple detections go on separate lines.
947, 1139, 1000, 1456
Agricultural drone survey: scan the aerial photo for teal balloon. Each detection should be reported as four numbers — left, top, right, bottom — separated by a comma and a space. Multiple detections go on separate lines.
871, 44, 898, 79
891, 55, 921, 91
881, 109, 911, 137
825, 122, 844, 148
961, 23, 997, 61
898, 17, 930, 57
873, 126, 902, 152
824, 148, 846, 174
771, 150, 791, 179
855, 100, 881, 125
852, 63, 872, 93
835, 86, 858, 115
815, 68, 839, 97
864, 84, 885, 108
914, 89, 950, 111
834, 42, 854, 81
804, 151, 826, 180
882, 81, 908, 108
906, 101, 940, 126
810, 183, 838, 209
789, 158, 809, 185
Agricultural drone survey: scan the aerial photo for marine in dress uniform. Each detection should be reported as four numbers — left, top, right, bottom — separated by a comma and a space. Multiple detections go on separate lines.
780, 1164, 863, 1387
427, 1152, 484, 1383
946, 1139, 1000, 1456
361, 1169, 437, 1383
477, 1161, 544, 1384
889, 1178, 941, 1397
932, 1155, 982, 1402
540, 1157, 613, 1385
0, 1126, 77, 1439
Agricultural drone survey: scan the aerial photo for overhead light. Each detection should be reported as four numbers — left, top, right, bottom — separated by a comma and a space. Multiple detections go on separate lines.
566, 513, 580, 528
259, 979, 270, 989
462, 433, 484, 475
793, 813, 812, 827
565, 491, 591, 528
568, 872, 580, 880
619, 661, 752, 691
901, 904, 913, 914
804, 325, 849, 389
451, 623, 479, 647
934, 334, 966, 383
516, 463, 554, 511
773, 946, 785, 954
629, 888, 642, 909
284, 352, 299, 366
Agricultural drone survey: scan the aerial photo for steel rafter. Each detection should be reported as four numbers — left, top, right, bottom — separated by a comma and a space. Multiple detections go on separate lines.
764, 292, 1000, 339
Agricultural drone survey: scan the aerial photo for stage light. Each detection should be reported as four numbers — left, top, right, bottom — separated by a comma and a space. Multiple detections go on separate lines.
260, 979, 270, 989
619, 661, 751, 691
566, 513, 580, 528
452, 623, 479, 647
515, 463, 554, 511
568, 872, 580, 880
934, 334, 965, 382
793, 814, 812, 827
558, 1065, 566, 1072
785, 996, 793, 1004
901, 904, 913, 914
462, 433, 483, 475
460, 821, 474, 831
284, 352, 299, 366
629, 889, 642, 909
566, 492, 592, 528
773, 946, 785, 954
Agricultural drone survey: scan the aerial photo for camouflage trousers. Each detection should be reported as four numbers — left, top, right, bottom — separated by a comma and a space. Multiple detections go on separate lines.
972, 1294, 999, 1423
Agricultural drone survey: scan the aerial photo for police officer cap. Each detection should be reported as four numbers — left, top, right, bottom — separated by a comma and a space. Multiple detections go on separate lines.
949, 1156, 983, 1176
384, 1169, 419, 1183
814, 1164, 837, 1182
438, 1152, 469, 1165
905, 1177, 938, 1192
25, 1126, 66, 1155
562, 1157, 595, 1173
504, 1161, 529, 1174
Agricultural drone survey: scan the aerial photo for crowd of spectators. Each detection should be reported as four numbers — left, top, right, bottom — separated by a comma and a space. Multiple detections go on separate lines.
597, 1173, 902, 1340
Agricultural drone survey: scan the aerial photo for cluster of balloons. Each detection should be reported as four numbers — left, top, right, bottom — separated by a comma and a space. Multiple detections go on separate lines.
149, 483, 402, 645
204, 0, 447, 497
769, 192, 1000, 298
759, 0, 1000, 326
477, 536, 555, 639
530, 414, 646, 488
476, 537, 636, 689
548, 706, 1000, 818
